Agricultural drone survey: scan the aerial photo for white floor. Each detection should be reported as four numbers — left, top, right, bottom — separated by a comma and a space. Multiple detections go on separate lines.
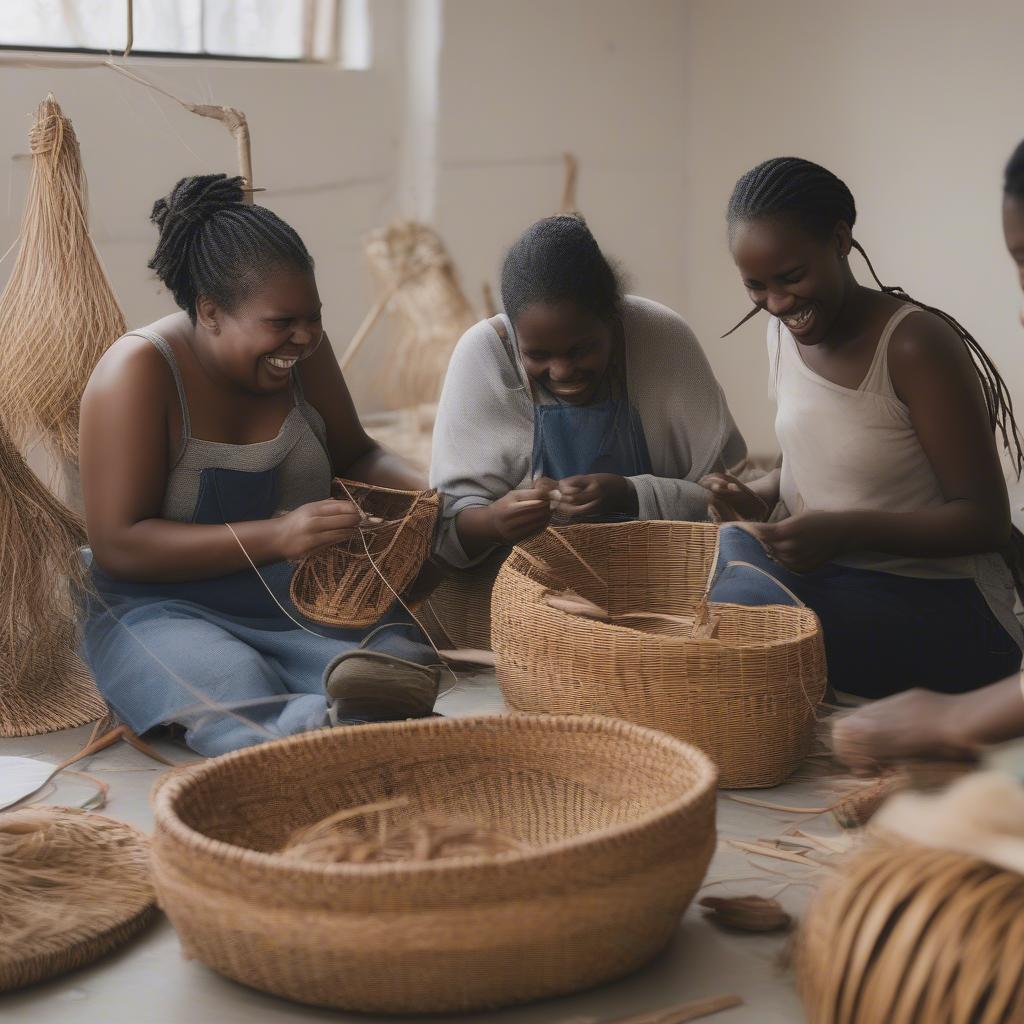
2, 672, 843, 1024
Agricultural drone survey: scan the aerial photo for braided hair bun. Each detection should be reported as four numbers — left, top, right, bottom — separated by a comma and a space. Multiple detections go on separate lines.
147, 173, 312, 322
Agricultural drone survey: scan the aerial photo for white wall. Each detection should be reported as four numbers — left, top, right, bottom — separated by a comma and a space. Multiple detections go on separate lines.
436, 0, 688, 340
680, 0, 1024, 466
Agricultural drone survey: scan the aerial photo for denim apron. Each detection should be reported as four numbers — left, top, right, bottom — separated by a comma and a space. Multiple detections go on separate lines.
82, 335, 434, 757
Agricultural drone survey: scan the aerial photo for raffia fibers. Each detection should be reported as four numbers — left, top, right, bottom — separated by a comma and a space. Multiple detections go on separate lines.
0, 94, 126, 464
0, 422, 104, 736
364, 221, 476, 407
0, 806, 156, 992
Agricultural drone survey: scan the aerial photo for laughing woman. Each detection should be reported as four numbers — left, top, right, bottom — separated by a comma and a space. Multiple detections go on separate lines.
79, 175, 441, 756
430, 215, 745, 567
705, 157, 1024, 698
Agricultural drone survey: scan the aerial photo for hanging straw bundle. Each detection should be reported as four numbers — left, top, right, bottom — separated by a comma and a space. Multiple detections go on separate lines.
290, 479, 440, 628
0, 806, 156, 992
0, 94, 126, 465
0, 423, 104, 736
362, 220, 477, 407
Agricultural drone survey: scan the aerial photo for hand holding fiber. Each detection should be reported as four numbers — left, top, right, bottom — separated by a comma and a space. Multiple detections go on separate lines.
274, 499, 362, 560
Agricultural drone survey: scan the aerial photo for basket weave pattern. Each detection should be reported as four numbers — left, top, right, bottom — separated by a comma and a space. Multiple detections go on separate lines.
797, 842, 1024, 1023
290, 480, 439, 628
151, 714, 717, 1014
491, 523, 826, 788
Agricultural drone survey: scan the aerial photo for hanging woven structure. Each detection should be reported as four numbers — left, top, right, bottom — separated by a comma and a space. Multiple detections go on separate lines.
0, 94, 126, 464
0, 423, 104, 736
290, 479, 440, 628
0, 806, 156, 993
363, 221, 477, 407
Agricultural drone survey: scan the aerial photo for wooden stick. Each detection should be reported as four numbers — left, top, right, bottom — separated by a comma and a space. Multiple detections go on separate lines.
124, 0, 134, 57
727, 839, 831, 868
560, 151, 579, 214
607, 994, 743, 1024
724, 794, 831, 814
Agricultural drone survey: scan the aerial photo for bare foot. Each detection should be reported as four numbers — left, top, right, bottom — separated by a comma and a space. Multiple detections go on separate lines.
831, 688, 979, 772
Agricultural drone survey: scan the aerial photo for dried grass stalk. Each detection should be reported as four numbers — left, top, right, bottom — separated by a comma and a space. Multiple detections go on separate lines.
0, 806, 155, 992
280, 796, 530, 865
364, 221, 477, 407
0, 94, 126, 463
0, 423, 104, 736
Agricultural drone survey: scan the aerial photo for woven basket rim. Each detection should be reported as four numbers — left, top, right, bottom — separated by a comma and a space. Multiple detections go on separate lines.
339, 480, 440, 500
153, 713, 717, 880
506, 567, 821, 649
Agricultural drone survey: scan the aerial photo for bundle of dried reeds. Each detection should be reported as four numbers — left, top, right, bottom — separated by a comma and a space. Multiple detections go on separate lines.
0, 806, 155, 992
279, 796, 529, 865
362, 220, 476, 407
0, 94, 126, 464
0, 423, 104, 736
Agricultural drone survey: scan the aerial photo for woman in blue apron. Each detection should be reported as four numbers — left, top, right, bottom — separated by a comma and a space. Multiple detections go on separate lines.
430, 215, 746, 567
78, 174, 440, 757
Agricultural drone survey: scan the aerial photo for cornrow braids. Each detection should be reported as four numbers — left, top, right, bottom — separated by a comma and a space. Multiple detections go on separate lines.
1005, 139, 1024, 200
148, 173, 313, 324
724, 157, 1024, 475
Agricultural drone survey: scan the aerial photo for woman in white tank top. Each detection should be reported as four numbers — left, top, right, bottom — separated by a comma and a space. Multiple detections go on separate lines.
705, 157, 1024, 699
830, 143, 1024, 766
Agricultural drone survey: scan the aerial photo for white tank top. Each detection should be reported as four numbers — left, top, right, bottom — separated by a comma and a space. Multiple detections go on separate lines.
769, 305, 1022, 647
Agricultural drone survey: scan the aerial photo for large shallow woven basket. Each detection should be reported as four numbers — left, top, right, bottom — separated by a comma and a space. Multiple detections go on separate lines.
492, 523, 826, 788
0, 807, 156, 992
797, 842, 1024, 1023
290, 479, 439, 628
151, 714, 717, 1014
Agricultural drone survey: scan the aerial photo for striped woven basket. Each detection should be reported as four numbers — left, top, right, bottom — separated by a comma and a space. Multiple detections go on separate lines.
150, 714, 717, 1014
491, 522, 826, 789
290, 479, 439, 628
796, 842, 1024, 1023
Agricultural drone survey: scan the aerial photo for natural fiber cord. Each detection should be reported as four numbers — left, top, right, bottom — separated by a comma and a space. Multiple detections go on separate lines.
491, 522, 827, 788
150, 714, 717, 1013
0, 94, 126, 464
0, 807, 156, 993
0, 422, 104, 736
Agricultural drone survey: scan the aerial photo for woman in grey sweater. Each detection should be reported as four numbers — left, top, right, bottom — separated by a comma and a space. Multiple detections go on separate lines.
430, 216, 745, 567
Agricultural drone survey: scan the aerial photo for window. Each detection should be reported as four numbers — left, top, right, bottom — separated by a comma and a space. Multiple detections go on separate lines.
0, 1, 344, 63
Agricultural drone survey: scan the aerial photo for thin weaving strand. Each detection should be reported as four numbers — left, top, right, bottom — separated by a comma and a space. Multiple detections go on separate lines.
0, 95, 126, 463
149, 714, 717, 1014
0, 422, 104, 736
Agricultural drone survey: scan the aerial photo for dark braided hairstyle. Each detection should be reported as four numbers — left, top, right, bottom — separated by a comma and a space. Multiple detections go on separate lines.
1005, 139, 1024, 200
725, 156, 1024, 474
148, 174, 313, 324
501, 215, 625, 325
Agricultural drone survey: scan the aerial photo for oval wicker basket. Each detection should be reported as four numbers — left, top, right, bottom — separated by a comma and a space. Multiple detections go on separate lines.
491, 523, 826, 789
796, 842, 1024, 1023
290, 479, 439, 628
150, 714, 717, 1014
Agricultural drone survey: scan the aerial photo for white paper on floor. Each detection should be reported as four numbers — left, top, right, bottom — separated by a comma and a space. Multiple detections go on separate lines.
0, 756, 56, 810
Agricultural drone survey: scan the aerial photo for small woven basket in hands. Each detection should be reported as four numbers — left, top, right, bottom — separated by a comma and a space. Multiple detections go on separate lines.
796, 842, 1024, 1023
290, 479, 439, 628
0, 807, 156, 993
150, 714, 717, 1014
491, 522, 826, 788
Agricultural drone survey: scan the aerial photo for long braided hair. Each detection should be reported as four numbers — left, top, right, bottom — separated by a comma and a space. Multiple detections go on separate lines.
148, 173, 313, 323
724, 156, 1024, 475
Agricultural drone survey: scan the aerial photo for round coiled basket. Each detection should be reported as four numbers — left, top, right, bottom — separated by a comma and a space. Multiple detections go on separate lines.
491, 523, 826, 788
150, 714, 717, 1014
796, 842, 1024, 1023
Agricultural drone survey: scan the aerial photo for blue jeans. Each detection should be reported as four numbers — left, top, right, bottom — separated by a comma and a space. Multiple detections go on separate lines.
708, 525, 1022, 698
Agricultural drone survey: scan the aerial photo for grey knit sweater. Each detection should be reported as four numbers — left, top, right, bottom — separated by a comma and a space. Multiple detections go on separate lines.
429, 295, 746, 567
